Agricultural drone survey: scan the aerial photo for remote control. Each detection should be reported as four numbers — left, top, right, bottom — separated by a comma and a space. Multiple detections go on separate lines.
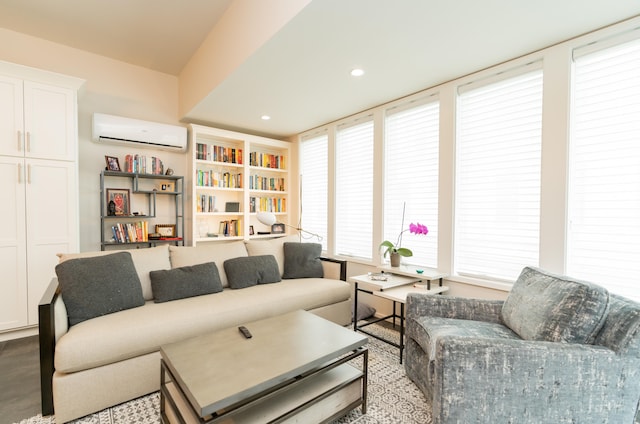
238, 326, 252, 339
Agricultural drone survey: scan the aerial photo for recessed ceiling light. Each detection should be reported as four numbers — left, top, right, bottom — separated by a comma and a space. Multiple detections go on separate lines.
350, 68, 365, 77
261, 115, 271, 121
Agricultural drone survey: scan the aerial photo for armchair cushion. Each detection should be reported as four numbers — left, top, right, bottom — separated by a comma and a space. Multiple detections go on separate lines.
501, 267, 610, 343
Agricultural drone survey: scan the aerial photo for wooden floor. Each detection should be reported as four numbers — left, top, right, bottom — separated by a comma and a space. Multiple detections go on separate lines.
0, 335, 41, 424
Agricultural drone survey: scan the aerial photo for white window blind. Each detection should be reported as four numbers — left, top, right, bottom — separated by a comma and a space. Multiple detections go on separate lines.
335, 119, 374, 259
455, 66, 543, 281
299, 133, 328, 249
384, 100, 439, 267
567, 36, 640, 302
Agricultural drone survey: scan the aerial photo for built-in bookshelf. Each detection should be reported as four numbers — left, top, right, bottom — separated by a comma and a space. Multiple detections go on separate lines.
100, 170, 184, 250
189, 124, 290, 245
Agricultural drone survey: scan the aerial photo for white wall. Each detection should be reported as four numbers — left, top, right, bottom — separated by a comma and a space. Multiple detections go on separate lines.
0, 28, 189, 251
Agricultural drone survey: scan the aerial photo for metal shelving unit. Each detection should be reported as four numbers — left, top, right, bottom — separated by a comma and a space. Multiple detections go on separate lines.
100, 170, 184, 250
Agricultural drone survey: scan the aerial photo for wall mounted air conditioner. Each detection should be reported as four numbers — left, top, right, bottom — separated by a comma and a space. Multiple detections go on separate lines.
92, 113, 187, 152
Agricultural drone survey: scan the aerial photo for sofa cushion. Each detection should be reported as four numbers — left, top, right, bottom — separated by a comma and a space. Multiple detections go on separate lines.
150, 262, 223, 303
57, 245, 170, 301
501, 267, 610, 343
282, 242, 324, 279
244, 235, 299, 276
55, 252, 145, 326
224, 255, 281, 289
169, 241, 248, 288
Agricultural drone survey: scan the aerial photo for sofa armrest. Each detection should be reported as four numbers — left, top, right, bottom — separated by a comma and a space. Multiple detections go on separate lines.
434, 336, 640, 423
38, 277, 60, 416
320, 257, 347, 281
406, 293, 504, 324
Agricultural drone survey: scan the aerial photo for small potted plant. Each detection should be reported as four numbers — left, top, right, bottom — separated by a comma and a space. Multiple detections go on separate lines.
379, 204, 428, 267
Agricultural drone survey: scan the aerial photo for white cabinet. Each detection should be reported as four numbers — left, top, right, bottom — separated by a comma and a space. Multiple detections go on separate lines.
0, 62, 82, 333
0, 156, 28, 330
0, 75, 76, 161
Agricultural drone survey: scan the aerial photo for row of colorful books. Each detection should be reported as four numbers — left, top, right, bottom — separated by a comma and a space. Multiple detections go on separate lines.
249, 175, 285, 192
110, 221, 149, 243
219, 219, 241, 237
249, 152, 286, 169
197, 194, 216, 213
196, 143, 243, 164
196, 170, 243, 188
249, 196, 286, 213
124, 155, 164, 175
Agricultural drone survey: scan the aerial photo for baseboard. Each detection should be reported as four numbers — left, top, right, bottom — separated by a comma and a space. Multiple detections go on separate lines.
0, 326, 37, 342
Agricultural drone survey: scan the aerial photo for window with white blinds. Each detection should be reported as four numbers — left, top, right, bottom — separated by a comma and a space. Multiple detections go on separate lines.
455, 66, 543, 281
567, 36, 640, 302
299, 133, 328, 249
335, 119, 374, 259
384, 100, 439, 267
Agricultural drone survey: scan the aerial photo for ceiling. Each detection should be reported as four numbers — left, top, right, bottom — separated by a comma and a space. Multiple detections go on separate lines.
1, 0, 639, 139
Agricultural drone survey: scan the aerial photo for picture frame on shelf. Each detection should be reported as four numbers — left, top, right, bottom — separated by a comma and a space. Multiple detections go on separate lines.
105, 156, 121, 171
271, 223, 285, 234
156, 224, 176, 237
106, 188, 130, 216
249, 225, 255, 235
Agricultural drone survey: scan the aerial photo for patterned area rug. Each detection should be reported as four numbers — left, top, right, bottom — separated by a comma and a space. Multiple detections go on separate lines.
15, 323, 432, 424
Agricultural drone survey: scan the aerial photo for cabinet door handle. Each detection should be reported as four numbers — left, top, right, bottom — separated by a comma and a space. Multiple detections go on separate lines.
27, 164, 31, 184
17, 130, 22, 152
17, 163, 22, 184
26, 132, 31, 152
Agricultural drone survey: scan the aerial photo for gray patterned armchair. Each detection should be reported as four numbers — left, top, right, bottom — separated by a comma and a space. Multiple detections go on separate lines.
404, 267, 640, 424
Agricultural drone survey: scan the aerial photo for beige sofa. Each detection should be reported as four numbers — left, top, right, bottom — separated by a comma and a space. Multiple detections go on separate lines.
38, 236, 351, 423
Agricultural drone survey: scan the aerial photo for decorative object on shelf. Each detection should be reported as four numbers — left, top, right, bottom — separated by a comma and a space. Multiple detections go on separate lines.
107, 200, 116, 216
379, 202, 428, 267
271, 223, 285, 234
368, 272, 388, 281
225, 202, 240, 212
155, 224, 177, 237
160, 182, 174, 191
249, 225, 255, 235
165, 168, 174, 176
106, 188, 130, 216
105, 156, 121, 171
256, 211, 322, 241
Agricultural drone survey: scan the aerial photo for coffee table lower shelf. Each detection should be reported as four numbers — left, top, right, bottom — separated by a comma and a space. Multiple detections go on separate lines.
161, 348, 368, 424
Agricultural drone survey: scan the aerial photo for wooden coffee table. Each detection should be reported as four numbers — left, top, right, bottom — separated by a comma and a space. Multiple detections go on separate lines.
160, 310, 368, 423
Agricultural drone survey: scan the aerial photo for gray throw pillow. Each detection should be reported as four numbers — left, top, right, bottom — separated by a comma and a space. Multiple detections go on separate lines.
55, 252, 145, 326
501, 266, 610, 343
223, 255, 281, 289
282, 242, 324, 279
150, 262, 223, 303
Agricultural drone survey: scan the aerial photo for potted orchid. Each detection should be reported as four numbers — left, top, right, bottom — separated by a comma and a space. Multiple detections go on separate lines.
379, 204, 428, 266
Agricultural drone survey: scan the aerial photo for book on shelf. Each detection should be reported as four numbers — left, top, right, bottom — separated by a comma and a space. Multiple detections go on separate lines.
110, 221, 149, 243
195, 169, 242, 188
249, 175, 285, 191
196, 142, 243, 164
123, 154, 164, 175
218, 219, 242, 237
249, 196, 286, 213
196, 194, 216, 213
249, 152, 285, 169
